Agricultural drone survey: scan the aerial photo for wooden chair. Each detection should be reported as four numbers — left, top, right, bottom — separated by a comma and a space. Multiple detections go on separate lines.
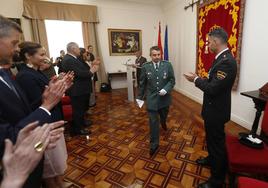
61, 95, 73, 122
226, 103, 268, 187
238, 177, 268, 188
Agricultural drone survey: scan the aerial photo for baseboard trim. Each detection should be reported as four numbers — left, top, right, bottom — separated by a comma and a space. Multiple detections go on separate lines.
173, 87, 253, 131
174, 87, 202, 104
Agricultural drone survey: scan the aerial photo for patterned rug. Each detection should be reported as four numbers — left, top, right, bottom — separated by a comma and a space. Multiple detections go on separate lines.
64, 90, 215, 188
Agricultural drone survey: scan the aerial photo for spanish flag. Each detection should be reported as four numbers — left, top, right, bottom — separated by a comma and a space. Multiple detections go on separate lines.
157, 22, 163, 60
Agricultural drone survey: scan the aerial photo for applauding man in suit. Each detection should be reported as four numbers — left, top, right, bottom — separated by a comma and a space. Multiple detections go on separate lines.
137, 46, 175, 156
62, 42, 98, 136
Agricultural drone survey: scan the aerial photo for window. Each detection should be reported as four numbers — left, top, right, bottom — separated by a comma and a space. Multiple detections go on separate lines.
45, 20, 84, 60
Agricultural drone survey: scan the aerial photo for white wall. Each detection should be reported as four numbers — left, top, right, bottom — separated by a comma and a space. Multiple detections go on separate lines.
0, 0, 163, 89
0, 0, 32, 40
94, 1, 164, 88
163, 0, 268, 130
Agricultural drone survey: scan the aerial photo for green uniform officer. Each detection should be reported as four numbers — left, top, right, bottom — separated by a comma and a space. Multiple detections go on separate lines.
137, 46, 175, 156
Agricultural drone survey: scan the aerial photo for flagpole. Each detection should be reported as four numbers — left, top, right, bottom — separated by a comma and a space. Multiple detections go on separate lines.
164, 25, 169, 61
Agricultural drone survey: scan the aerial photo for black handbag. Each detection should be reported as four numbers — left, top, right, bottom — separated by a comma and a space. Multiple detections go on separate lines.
100, 83, 111, 92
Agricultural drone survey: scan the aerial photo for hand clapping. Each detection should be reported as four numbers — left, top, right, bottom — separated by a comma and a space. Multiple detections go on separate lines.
1, 120, 65, 188
183, 72, 198, 82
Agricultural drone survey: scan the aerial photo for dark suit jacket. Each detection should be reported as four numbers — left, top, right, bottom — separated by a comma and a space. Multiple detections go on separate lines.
0, 68, 52, 188
195, 50, 237, 123
0, 78, 51, 157
56, 56, 64, 74
89, 53, 95, 62
135, 56, 147, 80
16, 66, 63, 122
78, 57, 93, 93
137, 61, 175, 111
61, 54, 92, 96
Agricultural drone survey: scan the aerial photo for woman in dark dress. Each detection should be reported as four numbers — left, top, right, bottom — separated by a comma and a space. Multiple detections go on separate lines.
15, 42, 68, 188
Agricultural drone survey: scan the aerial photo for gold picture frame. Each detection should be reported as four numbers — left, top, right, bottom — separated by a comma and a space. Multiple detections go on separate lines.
108, 28, 142, 56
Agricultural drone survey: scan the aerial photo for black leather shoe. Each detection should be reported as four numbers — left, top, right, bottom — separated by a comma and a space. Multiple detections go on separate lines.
161, 122, 167, 131
84, 120, 93, 127
74, 129, 91, 136
196, 157, 211, 166
198, 181, 223, 188
198, 181, 212, 188
150, 146, 159, 156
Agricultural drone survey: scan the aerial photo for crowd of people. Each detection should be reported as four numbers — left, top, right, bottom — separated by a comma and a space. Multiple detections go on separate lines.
0, 13, 238, 188
0, 15, 99, 187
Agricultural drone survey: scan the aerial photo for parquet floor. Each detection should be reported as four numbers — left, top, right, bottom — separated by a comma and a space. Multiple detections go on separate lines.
64, 89, 246, 188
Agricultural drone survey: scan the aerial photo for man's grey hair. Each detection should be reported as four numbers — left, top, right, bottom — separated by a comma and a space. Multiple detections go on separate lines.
0, 15, 22, 38
67, 42, 78, 53
208, 27, 228, 44
149, 45, 160, 56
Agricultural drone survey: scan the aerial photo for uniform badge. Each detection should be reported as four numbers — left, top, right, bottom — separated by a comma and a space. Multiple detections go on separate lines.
163, 71, 167, 79
147, 72, 152, 79
216, 70, 227, 80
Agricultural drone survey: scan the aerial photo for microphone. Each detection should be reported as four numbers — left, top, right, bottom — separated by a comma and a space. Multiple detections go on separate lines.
125, 58, 131, 65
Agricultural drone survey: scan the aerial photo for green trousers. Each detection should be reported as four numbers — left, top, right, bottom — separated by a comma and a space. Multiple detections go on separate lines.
148, 106, 169, 150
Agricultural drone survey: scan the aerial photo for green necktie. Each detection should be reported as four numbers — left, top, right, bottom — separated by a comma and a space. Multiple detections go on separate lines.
155, 63, 159, 71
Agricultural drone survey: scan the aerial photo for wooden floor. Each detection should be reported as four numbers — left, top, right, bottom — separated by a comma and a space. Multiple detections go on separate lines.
63, 89, 247, 188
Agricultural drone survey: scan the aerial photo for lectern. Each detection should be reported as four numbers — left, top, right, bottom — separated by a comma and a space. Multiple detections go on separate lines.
124, 64, 135, 102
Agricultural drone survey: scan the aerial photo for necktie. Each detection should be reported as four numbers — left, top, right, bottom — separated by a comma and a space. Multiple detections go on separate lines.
155, 63, 159, 71
0, 69, 20, 99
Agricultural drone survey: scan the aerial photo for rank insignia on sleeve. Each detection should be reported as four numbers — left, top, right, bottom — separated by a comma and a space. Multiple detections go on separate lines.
216, 70, 227, 80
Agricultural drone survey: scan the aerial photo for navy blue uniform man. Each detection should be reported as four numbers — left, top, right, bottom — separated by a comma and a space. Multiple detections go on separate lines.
184, 28, 237, 188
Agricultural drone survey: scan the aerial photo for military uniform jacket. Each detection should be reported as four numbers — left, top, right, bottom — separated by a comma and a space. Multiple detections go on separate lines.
138, 61, 175, 111
195, 50, 237, 123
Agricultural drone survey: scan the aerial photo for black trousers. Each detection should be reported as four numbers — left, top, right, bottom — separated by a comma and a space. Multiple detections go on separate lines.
204, 119, 227, 186
71, 94, 90, 132
136, 69, 141, 87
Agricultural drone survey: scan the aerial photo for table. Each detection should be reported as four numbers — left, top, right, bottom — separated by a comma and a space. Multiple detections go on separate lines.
241, 90, 268, 135
107, 72, 127, 88
107, 71, 136, 101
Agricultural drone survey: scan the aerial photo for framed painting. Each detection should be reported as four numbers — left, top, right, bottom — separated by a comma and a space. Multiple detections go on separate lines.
108, 29, 142, 56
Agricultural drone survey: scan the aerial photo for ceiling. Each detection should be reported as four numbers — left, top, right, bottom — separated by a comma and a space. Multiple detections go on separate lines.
95, 0, 169, 5
123, 0, 167, 4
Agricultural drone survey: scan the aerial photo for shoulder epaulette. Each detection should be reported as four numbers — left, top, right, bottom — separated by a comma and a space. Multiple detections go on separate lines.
161, 60, 171, 64
142, 61, 151, 66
